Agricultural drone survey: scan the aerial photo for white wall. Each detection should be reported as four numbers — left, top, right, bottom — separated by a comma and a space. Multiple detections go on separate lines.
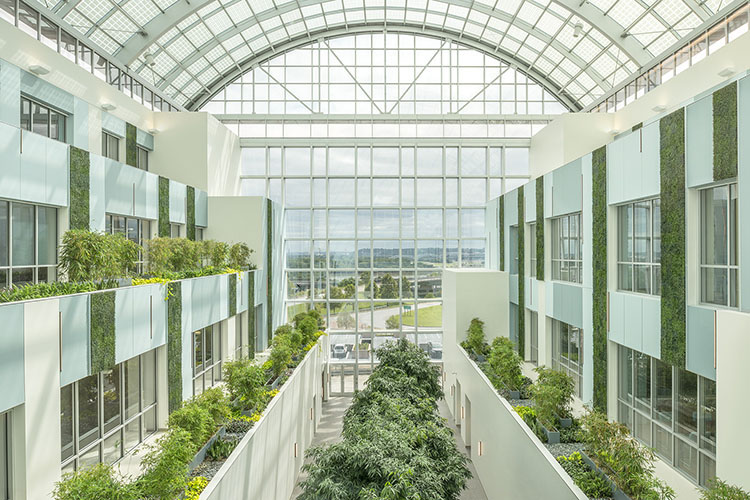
200, 336, 328, 500
205, 196, 265, 269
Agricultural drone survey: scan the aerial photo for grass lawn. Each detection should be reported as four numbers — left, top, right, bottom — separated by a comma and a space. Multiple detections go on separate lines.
401, 305, 442, 327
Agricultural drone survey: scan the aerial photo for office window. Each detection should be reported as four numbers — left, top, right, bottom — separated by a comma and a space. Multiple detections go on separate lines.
60, 350, 157, 471
235, 316, 246, 358
529, 311, 538, 365
102, 132, 120, 161
701, 184, 738, 307
137, 146, 149, 171
20, 96, 66, 142
196, 228, 204, 241
0, 201, 57, 289
105, 215, 150, 272
551, 212, 582, 283
509, 225, 518, 274
0, 411, 9, 500
618, 199, 661, 295
193, 323, 222, 396
551, 319, 583, 397
171, 224, 182, 238
529, 222, 537, 278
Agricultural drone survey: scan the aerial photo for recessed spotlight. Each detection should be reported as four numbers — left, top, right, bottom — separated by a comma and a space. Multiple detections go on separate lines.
101, 103, 117, 111
652, 105, 667, 113
29, 64, 50, 76
718, 67, 735, 78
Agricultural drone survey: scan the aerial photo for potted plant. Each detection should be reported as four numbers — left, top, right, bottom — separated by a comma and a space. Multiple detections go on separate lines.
530, 367, 574, 445
460, 318, 490, 361
487, 336, 526, 399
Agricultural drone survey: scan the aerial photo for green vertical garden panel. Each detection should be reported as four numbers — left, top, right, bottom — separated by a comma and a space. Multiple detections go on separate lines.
266, 199, 273, 344
90, 291, 116, 374
592, 146, 608, 412
167, 281, 182, 413
158, 176, 170, 237
535, 177, 544, 280
228, 273, 237, 317
125, 123, 137, 167
499, 195, 504, 272
69, 146, 90, 231
660, 109, 687, 367
713, 81, 738, 181
248, 271, 255, 359
187, 186, 196, 241
517, 189, 525, 357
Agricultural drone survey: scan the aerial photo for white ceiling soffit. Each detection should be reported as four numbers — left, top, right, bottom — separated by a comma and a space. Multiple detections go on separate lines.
47, 0, 735, 109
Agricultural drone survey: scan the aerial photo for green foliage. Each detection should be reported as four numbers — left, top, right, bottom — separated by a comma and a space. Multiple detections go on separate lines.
227, 242, 253, 270
531, 366, 574, 427
206, 437, 238, 461
464, 317, 489, 357
158, 176, 170, 237
713, 81, 738, 181
514, 405, 536, 422
700, 478, 750, 500
517, 187, 525, 357
146, 238, 250, 277
660, 108, 686, 367
248, 271, 256, 358
487, 336, 524, 391
557, 452, 612, 499
202, 240, 229, 268
385, 315, 400, 329
90, 291, 116, 373
186, 186, 196, 241
270, 334, 292, 378
168, 401, 215, 449
499, 195, 505, 272
193, 387, 231, 426
535, 177, 544, 280
266, 199, 274, 345
228, 273, 237, 316
0, 280, 115, 303
299, 339, 470, 500
58, 230, 140, 282
592, 145, 608, 412
223, 358, 266, 410
125, 123, 137, 167
581, 411, 675, 500
225, 415, 255, 434
53, 463, 138, 500
136, 428, 197, 500
184, 477, 208, 500
167, 282, 183, 413
294, 311, 321, 345
69, 146, 90, 231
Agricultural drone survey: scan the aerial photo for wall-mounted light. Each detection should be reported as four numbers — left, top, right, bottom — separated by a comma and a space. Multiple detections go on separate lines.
478, 441, 484, 456
461, 406, 465, 419
101, 103, 117, 111
310, 407, 314, 420
450, 385, 455, 396
147, 128, 159, 134
607, 129, 620, 135
294, 442, 299, 458
573, 22, 583, 38
29, 64, 50, 76
718, 67, 735, 78
651, 105, 667, 113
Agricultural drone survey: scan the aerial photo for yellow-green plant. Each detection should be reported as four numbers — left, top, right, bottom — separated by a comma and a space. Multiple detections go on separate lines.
184, 477, 208, 500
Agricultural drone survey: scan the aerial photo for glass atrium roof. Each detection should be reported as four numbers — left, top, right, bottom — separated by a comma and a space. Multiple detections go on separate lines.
40, 0, 738, 110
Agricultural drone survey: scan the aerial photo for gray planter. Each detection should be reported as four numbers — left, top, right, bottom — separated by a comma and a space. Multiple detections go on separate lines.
508, 389, 521, 400
539, 420, 559, 444
556, 414, 572, 428
188, 426, 226, 472
115, 278, 132, 287
580, 451, 632, 500
475, 354, 486, 362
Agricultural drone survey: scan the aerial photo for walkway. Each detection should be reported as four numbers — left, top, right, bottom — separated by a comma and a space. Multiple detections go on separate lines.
290, 395, 489, 500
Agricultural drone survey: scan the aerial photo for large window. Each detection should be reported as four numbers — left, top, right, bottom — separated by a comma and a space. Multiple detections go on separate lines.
101, 132, 120, 161
0, 201, 57, 289
509, 225, 519, 275
551, 319, 583, 397
551, 213, 582, 283
193, 323, 222, 396
136, 146, 149, 171
617, 346, 716, 486
20, 96, 66, 142
61, 350, 157, 472
529, 222, 537, 278
618, 198, 661, 295
0, 411, 9, 500
529, 311, 538, 365
701, 184, 738, 308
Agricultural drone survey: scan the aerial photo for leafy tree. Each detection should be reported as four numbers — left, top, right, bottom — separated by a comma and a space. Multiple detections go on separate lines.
700, 479, 750, 500
487, 336, 524, 391
270, 334, 293, 378
385, 315, 400, 330
338, 310, 355, 329
531, 366, 574, 426
463, 318, 489, 356
223, 359, 266, 410
400, 276, 413, 298
227, 242, 253, 269
378, 273, 398, 299
136, 429, 197, 500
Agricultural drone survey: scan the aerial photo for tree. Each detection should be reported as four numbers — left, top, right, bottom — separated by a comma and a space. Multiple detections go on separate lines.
400, 276, 413, 298
385, 315, 400, 330
337, 310, 355, 329
378, 273, 398, 299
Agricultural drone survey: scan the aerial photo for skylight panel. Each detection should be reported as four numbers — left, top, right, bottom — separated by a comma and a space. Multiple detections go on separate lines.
64, 10, 94, 35
555, 23, 578, 49
286, 20, 307, 34
242, 23, 262, 40
447, 4, 468, 18
153, 0, 178, 9
607, 0, 645, 29
198, 67, 220, 84
205, 10, 233, 34
322, 0, 339, 12
226, 1, 252, 21
260, 16, 282, 31
524, 34, 546, 51
189, 57, 209, 75
482, 27, 502, 44
500, 36, 521, 54
281, 9, 302, 23
536, 11, 564, 35
153, 51, 178, 74
122, 0, 160, 27
213, 55, 234, 72
487, 16, 509, 34
589, 0, 617, 14
654, 0, 690, 25
230, 43, 252, 61
100, 11, 137, 43
406, 0, 427, 10
630, 14, 663, 44
186, 22, 213, 48
167, 36, 194, 60
535, 56, 554, 73
517, 45, 537, 62
177, 14, 199, 30
468, 9, 489, 25
647, 31, 677, 54
576, 71, 596, 91
205, 44, 226, 62
172, 72, 192, 89
701, 0, 722, 15
591, 52, 616, 78
74, 0, 113, 24
517, 3, 543, 26
425, 12, 446, 26
558, 58, 579, 79
89, 28, 120, 52
249, 36, 269, 51
507, 24, 528, 41
183, 80, 202, 97
572, 36, 600, 62
197, 3, 218, 18
497, 0, 521, 15
305, 15, 326, 29
464, 20, 485, 37
157, 27, 179, 45
428, 0, 448, 14
550, 67, 569, 86
546, 1, 570, 17
251, 0, 275, 12
473, 0, 494, 7
266, 27, 288, 43
542, 45, 563, 63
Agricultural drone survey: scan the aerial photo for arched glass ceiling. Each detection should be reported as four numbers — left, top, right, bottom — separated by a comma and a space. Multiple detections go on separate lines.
202, 33, 569, 115
43, 0, 734, 110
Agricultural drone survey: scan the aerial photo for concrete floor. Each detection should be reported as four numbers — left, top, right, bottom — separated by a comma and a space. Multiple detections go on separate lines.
290, 395, 489, 500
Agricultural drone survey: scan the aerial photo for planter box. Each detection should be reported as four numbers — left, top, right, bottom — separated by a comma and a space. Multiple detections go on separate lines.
580, 451, 632, 500
189, 427, 226, 472
557, 415, 573, 428
539, 420, 560, 444
508, 389, 521, 399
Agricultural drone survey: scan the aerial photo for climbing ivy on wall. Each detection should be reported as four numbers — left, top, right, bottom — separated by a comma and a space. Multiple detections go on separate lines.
713, 81, 738, 181
186, 186, 196, 241
248, 271, 256, 359
660, 109, 687, 367
228, 272, 237, 317
499, 195, 505, 272
90, 291, 115, 374
167, 281, 183, 413
517, 189, 525, 358
125, 123, 137, 168
69, 146, 90, 231
535, 177, 544, 281
158, 176, 170, 237
266, 199, 273, 345
592, 146, 608, 412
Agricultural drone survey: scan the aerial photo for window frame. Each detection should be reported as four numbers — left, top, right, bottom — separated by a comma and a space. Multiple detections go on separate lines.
136, 146, 149, 171
0, 200, 58, 289
550, 212, 583, 284
193, 323, 223, 396
101, 131, 120, 161
617, 198, 661, 296
20, 95, 67, 142
529, 222, 537, 278
700, 183, 739, 308
551, 319, 583, 397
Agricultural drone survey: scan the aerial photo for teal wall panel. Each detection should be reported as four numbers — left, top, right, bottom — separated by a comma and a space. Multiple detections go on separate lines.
150, 285, 167, 350
238, 271, 249, 313
607, 124, 660, 204
622, 294, 644, 351
524, 181, 536, 222
686, 306, 716, 380
131, 286, 152, 360
145, 172, 159, 221
104, 158, 134, 216
46, 137, 69, 206
195, 189, 208, 228
608, 292, 625, 345
640, 122, 660, 197
509, 274, 518, 304
0, 122, 21, 200
551, 158, 582, 216
60, 294, 90, 386
686, 96, 714, 188
544, 172, 553, 218
0, 62, 21, 127
504, 188, 518, 225
738, 75, 750, 313
136, 129, 154, 150
169, 180, 187, 224
180, 280, 194, 401
89, 155, 107, 231
115, 288, 134, 363
72, 97, 89, 150
20, 130, 47, 204
20, 70, 73, 114
550, 282, 583, 328
608, 292, 662, 360
189, 275, 228, 332
101, 112, 126, 137
641, 297, 661, 359
0, 304, 24, 412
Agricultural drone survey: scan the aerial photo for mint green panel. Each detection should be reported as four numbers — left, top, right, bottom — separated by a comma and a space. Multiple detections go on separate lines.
190, 275, 227, 331
608, 292, 625, 345
622, 294, 643, 352
0, 62, 21, 127
101, 112, 126, 137
72, 98, 89, 150
738, 76, 750, 313
180, 280, 194, 401
551, 159, 582, 216
20, 130, 47, 204
150, 285, 167, 349
509, 274, 518, 304
525, 277, 538, 312
0, 122, 21, 200
0, 303, 24, 412
238, 272, 248, 313
686, 306, 716, 380
46, 139, 69, 206
145, 173, 159, 220
543, 172, 553, 218
60, 294, 90, 386
641, 297, 661, 359
640, 122, 660, 198
131, 286, 151, 359
504, 189, 518, 225
89, 156, 106, 232
606, 138, 624, 204
545, 279, 554, 318
196, 189, 208, 227
115, 288, 134, 363
133, 169, 148, 219
550, 282, 582, 328
136, 129, 154, 150
686, 96, 714, 188
169, 180, 187, 224
104, 159, 134, 216
524, 182, 535, 222
253, 270, 264, 306
20, 71, 73, 113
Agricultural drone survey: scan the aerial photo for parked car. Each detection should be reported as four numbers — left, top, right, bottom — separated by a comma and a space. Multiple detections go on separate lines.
429, 342, 443, 360
332, 344, 347, 359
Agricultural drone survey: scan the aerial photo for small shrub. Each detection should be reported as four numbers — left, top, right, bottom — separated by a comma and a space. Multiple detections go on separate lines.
225, 414, 260, 434
227, 242, 253, 270
464, 318, 489, 356
557, 452, 612, 499
206, 437, 238, 461
203, 240, 229, 268
700, 478, 750, 500
270, 336, 292, 378
184, 477, 209, 500
193, 387, 231, 426
487, 336, 524, 391
53, 463, 138, 500
58, 230, 140, 282
137, 429, 197, 500
531, 366, 574, 427
223, 359, 266, 410
168, 402, 215, 448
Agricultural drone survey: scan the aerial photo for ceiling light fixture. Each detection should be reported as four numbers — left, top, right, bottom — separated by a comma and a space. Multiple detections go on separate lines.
101, 103, 117, 111
652, 105, 667, 113
573, 22, 583, 38
718, 67, 735, 78
29, 64, 50, 76
144, 52, 156, 67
